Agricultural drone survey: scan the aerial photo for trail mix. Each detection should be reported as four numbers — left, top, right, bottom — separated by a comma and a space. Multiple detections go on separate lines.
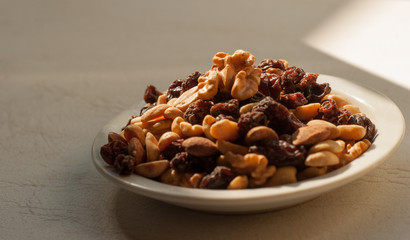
100, 50, 377, 189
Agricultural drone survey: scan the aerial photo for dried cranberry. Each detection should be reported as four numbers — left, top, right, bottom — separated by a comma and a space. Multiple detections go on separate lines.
258, 72, 281, 100
143, 85, 162, 104
114, 154, 137, 175
160, 139, 185, 160
183, 99, 213, 125
199, 166, 235, 189
181, 71, 201, 92
348, 114, 377, 141
249, 140, 306, 168
257, 59, 286, 72
237, 111, 268, 137
281, 67, 306, 93
100, 140, 128, 165
279, 92, 308, 109
210, 99, 239, 119
303, 82, 331, 103
170, 152, 217, 174
252, 97, 305, 135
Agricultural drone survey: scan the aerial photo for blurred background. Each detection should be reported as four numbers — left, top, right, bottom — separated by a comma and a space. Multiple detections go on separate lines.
1, 0, 409, 239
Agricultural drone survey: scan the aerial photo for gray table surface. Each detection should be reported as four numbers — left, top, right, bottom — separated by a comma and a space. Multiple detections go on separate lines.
1, 0, 409, 239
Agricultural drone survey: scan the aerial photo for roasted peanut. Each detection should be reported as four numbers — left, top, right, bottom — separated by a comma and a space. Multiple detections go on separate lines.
307, 119, 340, 139
130, 116, 142, 125
294, 103, 320, 121
158, 131, 181, 152
163, 107, 184, 120
245, 126, 279, 145
145, 132, 160, 162
145, 119, 172, 135
337, 125, 366, 141
128, 138, 145, 164
264, 166, 297, 187
239, 102, 258, 115
216, 140, 249, 155
167, 98, 177, 106
210, 119, 239, 141
342, 104, 361, 114
182, 137, 218, 157
140, 104, 169, 122
123, 124, 146, 145
135, 160, 169, 178
156, 94, 167, 105
180, 122, 204, 137
228, 175, 249, 189
305, 151, 340, 167
323, 94, 350, 107
189, 173, 204, 188
202, 115, 216, 141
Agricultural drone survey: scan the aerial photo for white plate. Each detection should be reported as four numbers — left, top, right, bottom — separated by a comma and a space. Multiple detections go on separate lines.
92, 74, 405, 214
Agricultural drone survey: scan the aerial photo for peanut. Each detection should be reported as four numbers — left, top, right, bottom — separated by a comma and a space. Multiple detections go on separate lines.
239, 102, 258, 115
323, 94, 350, 107
156, 94, 167, 105
294, 103, 320, 121
202, 115, 216, 141
163, 107, 184, 120
210, 119, 239, 141
342, 104, 361, 114
128, 138, 146, 164
228, 175, 249, 189
245, 126, 279, 145
337, 125, 366, 141
173, 86, 199, 111
171, 116, 184, 137
123, 124, 146, 145
140, 104, 169, 122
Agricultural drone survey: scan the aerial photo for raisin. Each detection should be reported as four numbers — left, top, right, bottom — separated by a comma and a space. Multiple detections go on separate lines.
317, 99, 339, 124
281, 67, 306, 93
303, 82, 331, 103
237, 111, 268, 137
181, 71, 201, 92
100, 140, 128, 165
143, 85, 162, 104
210, 99, 239, 119
239, 92, 266, 106
257, 59, 286, 72
252, 97, 305, 135
183, 99, 213, 125
297, 73, 318, 91
166, 78, 184, 100
347, 114, 377, 141
114, 154, 137, 175
249, 140, 306, 168
279, 92, 308, 109
258, 72, 281, 100
212, 91, 232, 103
170, 152, 217, 174
160, 139, 185, 160
199, 166, 235, 189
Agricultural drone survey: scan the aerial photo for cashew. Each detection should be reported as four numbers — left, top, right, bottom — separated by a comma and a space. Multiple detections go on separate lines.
216, 140, 249, 155
202, 115, 216, 141
337, 125, 366, 141
135, 160, 169, 178
305, 151, 340, 167
145, 132, 160, 162
158, 131, 181, 152
308, 139, 345, 155
171, 116, 184, 137
210, 119, 239, 141
239, 102, 258, 115
180, 122, 204, 137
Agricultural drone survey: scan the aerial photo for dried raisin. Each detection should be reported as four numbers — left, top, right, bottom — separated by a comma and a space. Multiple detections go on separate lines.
281, 67, 306, 93
144, 85, 162, 104
160, 139, 185, 160
100, 140, 129, 165
279, 92, 308, 109
114, 154, 137, 175
183, 99, 213, 125
237, 111, 268, 137
199, 166, 235, 189
170, 152, 217, 174
348, 114, 377, 141
257, 59, 286, 72
210, 99, 239, 119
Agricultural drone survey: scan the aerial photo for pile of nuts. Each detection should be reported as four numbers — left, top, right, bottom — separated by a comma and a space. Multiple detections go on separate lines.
100, 50, 377, 189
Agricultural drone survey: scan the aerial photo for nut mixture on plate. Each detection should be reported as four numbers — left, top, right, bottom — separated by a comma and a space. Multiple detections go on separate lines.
100, 50, 377, 189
